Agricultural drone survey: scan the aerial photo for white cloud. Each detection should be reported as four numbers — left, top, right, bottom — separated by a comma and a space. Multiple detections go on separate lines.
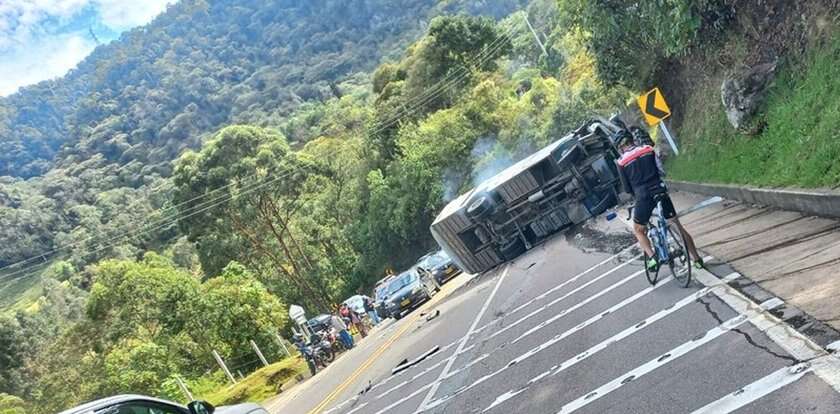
94, 0, 172, 30
0, 0, 173, 96
0, 32, 95, 96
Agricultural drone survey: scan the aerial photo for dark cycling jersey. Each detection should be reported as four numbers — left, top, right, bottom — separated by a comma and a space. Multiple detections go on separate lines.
617, 144, 674, 225
616, 145, 664, 196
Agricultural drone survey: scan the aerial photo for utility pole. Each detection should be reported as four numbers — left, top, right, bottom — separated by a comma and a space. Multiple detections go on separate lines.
523, 15, 547, 56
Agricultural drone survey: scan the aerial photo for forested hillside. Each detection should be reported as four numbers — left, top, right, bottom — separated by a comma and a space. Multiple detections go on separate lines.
0, 0, 523, 292
3, 0, 837, 412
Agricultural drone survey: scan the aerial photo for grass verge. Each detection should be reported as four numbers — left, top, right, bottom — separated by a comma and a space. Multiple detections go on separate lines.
200, 357, 307, 406
668, 31, 840, 188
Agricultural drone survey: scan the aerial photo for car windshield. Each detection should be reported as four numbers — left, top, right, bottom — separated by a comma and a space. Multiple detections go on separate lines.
385, 271, 416, 295
419, 251, 449, 269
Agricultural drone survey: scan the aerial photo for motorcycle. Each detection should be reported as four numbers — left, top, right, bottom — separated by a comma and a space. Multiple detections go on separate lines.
301, 332, 335, 376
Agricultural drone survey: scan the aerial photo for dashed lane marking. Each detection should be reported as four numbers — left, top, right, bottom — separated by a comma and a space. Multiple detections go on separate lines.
490, 246, 639, 327
324, 251, 640, 414
417, 264, 511, 411
482, 272, 740, 412
477, 257, 642, 340
555, 297, 784, 414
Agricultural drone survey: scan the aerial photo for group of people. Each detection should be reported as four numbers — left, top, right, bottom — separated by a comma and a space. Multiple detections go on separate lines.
325, 295, 382, 350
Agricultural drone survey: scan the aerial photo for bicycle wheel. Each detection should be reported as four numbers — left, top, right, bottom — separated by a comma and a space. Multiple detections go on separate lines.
667, 228, 692, 287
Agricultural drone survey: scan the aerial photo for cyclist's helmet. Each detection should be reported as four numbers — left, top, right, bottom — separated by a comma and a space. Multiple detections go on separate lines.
612, 129, 634, 148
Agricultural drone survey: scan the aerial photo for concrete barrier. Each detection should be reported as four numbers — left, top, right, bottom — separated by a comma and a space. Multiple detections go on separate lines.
667, 180, 840, 219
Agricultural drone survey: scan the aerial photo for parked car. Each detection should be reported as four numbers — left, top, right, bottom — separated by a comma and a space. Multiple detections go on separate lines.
416, 249, 462, 285
373, 275, 395, 319
58, 394, 267, 414
382, 268, 437, 320
430, 118, 624, 274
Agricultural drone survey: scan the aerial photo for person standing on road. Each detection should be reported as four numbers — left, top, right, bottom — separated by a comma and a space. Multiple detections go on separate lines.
614, 129, 703, 271
363, 295, 380, 326
330, 313, 354, 349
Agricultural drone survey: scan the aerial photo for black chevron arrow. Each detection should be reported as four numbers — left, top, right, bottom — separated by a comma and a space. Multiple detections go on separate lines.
644, 89, 669, 120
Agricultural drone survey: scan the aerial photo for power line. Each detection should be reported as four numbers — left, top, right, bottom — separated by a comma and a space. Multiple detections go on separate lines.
0, 165, 304, 284
0, 17, 529, 286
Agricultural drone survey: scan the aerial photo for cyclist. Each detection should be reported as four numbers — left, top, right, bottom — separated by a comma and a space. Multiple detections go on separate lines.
614, 129, 703, 271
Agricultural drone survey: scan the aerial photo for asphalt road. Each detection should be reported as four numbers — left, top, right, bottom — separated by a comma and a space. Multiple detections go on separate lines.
268, 212, 840, 414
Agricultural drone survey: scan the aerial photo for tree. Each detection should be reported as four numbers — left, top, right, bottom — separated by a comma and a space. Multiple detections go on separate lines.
173, 125, 332, 310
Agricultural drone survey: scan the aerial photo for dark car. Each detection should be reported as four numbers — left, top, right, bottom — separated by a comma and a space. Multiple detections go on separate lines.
306, 314, 333, 334
416, 249, 462, 285
382, 269, 437, 320
373, 275, 395, 319
58, 394, 267, 414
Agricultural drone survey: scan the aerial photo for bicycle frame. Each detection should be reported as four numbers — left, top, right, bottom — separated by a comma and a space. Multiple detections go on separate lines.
647, 202, 671, 262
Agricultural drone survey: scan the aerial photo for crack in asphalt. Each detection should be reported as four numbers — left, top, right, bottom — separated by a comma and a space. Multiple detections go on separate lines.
697, 297, 801, 365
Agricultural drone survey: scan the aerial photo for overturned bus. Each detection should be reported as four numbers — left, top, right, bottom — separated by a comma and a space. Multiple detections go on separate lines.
430, 118, 624, 274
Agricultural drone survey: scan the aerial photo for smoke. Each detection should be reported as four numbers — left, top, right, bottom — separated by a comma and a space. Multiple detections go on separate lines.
439, 135, 541, 203
470, 135, 537, 188
441, 168, 463, 202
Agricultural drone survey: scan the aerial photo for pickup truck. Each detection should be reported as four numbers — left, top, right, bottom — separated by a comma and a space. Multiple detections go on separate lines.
430, 118, 623, 274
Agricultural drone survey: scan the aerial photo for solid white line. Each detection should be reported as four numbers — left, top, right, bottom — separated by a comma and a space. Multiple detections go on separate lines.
556, 298, 783, 414
497, 246, 639, 321
508, 268, 644, 343
691, 354, 840, 413
416, 264, 511, 411
479, 259, 642, 340
424, 270, 726, 412
693, 266, 840, 391
481, 277, 737, 412
690, 360, 812, 413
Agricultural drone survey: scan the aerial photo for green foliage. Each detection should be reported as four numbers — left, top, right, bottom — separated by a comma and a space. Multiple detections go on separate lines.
669, 32, 840, 187
200, 357, 306, 406
558, 0, 732, 86
0, 394, 25, 414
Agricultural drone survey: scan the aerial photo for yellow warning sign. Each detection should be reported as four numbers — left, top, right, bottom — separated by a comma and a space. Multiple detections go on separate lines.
637, 87, 671, 126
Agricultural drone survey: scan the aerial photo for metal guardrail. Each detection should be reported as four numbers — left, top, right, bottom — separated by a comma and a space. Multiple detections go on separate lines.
667, 180, 840, 219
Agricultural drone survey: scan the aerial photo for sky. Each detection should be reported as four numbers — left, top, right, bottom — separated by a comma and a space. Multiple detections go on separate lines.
0, 0, 173, 97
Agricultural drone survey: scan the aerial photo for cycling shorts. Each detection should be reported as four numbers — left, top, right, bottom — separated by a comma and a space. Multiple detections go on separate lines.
633, 192, 676, 225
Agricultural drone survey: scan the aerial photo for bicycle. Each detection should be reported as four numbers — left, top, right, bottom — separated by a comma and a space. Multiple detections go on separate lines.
627, 193, 692, 287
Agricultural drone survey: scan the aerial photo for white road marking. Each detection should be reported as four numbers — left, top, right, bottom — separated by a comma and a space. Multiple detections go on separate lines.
693, 265, 840, 391
493, 246, 639, 324
555, 298, 783, 414
481, 274, 738, 412
421, 271, 733, 412
479, 260, 642, 341
689, 355, 840, 414
508, 268, 644, 344
331, 249, 643, 412
416, 264, 511, 411
325, 253, 641, 413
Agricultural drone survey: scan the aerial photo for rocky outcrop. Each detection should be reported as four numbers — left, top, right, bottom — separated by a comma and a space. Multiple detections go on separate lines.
720, 61, 778, 130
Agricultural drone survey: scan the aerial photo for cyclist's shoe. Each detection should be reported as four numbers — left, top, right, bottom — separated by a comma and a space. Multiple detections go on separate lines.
646, 257, 659, 271
693, 258, 705, 269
